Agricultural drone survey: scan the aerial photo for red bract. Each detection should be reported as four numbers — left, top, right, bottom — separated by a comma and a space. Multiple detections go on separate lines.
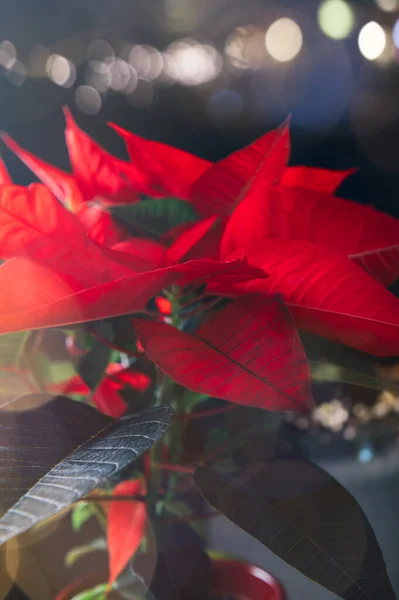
109, 122, 211, 199
1, 132, 83, 206
107, 478, 147, 586
0, 183, 129, 287
279, 166, 356, 193
165, 216, 219, 263
56, 363, 150, 418
0, 157, 12, 185
0, 255, 265, 334
75, 204, 127, 247
2, 111, 145, 207
221, 184, 399, 286
190, 120, 290, 217
133, 294, 312, 413
213, 240, 399, 357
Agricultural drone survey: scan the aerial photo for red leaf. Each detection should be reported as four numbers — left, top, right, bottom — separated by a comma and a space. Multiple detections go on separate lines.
348, 245, 399, 287
106, 363, 150, 391
0, 257, 264, 334
155, 296, 172, 315
215, 240, 399, 356
109, 122, 210, 199
76, 204, 127, 246
133, 294, 312, 413
107, 479, 147, 586
0, 156, 12, 185
191, 120, 290, 217
279, 166, 356, 193
63, 108, 143, 202
0, 184, 128, 286
92, 380, 127, 418
111, 238, 166, 271
1, 132, 84, 208
165, 216, 218, 263
221, 185, 399, 285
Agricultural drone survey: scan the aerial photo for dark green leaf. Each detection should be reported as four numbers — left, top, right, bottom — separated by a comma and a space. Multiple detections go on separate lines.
77, 325, 112, 390
109, 198, 198, 240
195, 458, 396, 600
0, 393, 173, 544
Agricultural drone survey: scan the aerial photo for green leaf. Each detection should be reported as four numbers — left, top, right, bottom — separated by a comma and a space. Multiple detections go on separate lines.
66, 537, 107, 567
109, 198, 198, 239
310, 361, 399, 393
71, 583, 108, 600
0, 394, 173, 544
77, 326, 112, 391
71, 501, 96, 532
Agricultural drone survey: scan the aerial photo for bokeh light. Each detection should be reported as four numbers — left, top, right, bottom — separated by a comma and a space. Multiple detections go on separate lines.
318, 0, 355, 40
393, 19, 399, 49
0, 41, 16, 69
46, 54, 76, 87
165, 39, 222, 85
265, 18, 303, 63
375, 0, 398, 12
358, 22, 386, 61
225, 26, 267, 70
75, 85, 102, 114
7, 60, 26, 86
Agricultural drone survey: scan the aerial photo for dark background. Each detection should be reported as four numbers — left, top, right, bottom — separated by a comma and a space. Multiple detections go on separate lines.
0, 0, 399, 218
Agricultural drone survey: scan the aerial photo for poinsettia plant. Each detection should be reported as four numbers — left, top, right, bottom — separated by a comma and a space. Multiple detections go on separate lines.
0, 111, 397, 599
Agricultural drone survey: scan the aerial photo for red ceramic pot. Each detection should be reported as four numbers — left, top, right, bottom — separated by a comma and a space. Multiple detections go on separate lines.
210, 558, 285, 600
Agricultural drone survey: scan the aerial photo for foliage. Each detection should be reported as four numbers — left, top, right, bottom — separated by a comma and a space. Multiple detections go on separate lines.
0, 111, 397, 599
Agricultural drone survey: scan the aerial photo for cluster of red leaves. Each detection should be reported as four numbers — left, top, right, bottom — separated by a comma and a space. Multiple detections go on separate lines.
3, 111, 399, 593
0, 110, 399, 420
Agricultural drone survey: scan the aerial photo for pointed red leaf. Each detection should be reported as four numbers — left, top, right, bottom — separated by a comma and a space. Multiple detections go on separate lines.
63, 108, 143, 202
0, 184, 128, 286
107, 479, 147, 586
214, 240, 399, 356
280, 166, 356, 193
2, 132, 84, 208
76, 204, 127, 246
165, 216, 218, 263
348, 245, 399, 287
0, 156, 12, 185
191, 120, 290, 217
221, 185, 399, 285
0, 257, 265, 334
109, 122, 211, 199
133, 294, 312, 413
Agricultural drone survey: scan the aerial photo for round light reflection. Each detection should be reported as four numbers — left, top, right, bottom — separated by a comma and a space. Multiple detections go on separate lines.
265, 18, 303, 63
358, 22, 386, 61
318, 0, 355, 40
75, 85, 102, 114
375, 0, 398, 12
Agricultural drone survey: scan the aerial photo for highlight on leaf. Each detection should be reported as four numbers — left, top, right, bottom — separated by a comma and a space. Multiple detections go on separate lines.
0, 394, 172, 544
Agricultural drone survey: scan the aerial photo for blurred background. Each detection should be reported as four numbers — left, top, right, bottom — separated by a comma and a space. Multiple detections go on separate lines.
1, 0, 399, 217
